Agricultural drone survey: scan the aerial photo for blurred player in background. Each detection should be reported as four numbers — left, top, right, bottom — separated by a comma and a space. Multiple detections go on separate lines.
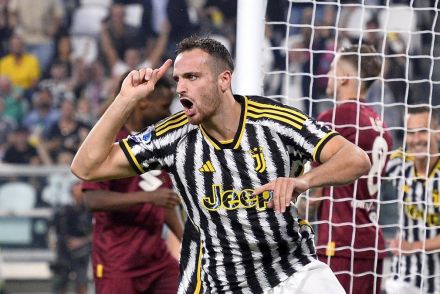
298, 45, 392, 294
82, 76, 183, 294
51, 181, 91, 294
386, 106, 440, 294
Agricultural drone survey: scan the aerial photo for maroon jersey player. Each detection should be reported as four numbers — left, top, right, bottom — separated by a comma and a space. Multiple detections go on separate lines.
82, 77, 182, 294
299, 45, 392, 294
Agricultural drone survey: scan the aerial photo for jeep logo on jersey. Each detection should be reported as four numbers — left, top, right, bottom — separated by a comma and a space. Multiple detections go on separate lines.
201, 185, 273, 211
249, 147, 266, 173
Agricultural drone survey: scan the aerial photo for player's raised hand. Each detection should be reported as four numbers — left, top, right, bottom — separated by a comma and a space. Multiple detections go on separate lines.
254, 177, 310, 213
119, 59, 173, 101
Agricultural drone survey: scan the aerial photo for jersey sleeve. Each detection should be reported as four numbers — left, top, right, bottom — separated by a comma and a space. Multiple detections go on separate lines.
254, 101, 339, 164
118, 125, 166, 175
298, 116, 339, 163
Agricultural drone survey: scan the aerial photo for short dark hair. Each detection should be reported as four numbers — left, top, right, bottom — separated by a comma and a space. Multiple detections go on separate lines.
408, 105, 440, 125
176, 36, 234, 74
339, 45, 382, 91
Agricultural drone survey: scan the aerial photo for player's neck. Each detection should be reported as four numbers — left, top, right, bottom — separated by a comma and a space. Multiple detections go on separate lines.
202, 93, 241, 142
337, 88, 366, 102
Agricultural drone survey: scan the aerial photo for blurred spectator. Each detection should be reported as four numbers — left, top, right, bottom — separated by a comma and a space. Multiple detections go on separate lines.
8, 0, 64, 72
1, 125, 50, 196
0, 75, 26, 125
363, 15, 384, 52
111, 22, 169, 78
59, 0, 80, 32
50, 181, 92, 294
0, 0, 12, 58
22, 86, 59, 137
2, 126, 49, 165
45, 99, 90, 162
0, 34, 41, 90
263, 0, 288, 97
140, 0, 168, 46
0, 98, 15, 158
39, 61, 76, 105
383, 32, 408, 104
75, 97, 96, 126
42, 150, 80, 208
283, 34, 307, 111
197, 0, 235, 50
303, 5, 338, 116
46, 35, 73, 78
166, 0, 196, 57
99, 3, 141, 73
82, 61, 112, 118
203, 0, 236, 35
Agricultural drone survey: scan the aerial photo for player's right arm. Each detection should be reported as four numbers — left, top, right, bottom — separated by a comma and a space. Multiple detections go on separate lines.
71, 60, 172, 181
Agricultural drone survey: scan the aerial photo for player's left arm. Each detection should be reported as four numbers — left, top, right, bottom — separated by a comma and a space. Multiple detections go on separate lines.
306, 134, 371, 186
388, 235, 440, 256
254, 135, 371, 213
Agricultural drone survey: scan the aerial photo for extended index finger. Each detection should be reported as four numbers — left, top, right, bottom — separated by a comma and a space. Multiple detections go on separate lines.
148, 59, 173, 84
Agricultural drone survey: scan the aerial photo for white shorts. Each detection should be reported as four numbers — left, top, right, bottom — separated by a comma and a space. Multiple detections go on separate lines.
264, 259, 346, 294
385, 278, 420, 294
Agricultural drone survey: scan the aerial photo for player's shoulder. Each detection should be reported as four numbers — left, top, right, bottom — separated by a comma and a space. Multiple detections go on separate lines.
247, 95, 305, 113
246, 95, 309, 129
389, 148, 413, 163
153, 111, 192, 138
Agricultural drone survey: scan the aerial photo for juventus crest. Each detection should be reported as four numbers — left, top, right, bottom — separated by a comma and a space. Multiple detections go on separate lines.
249, 147, 266, 173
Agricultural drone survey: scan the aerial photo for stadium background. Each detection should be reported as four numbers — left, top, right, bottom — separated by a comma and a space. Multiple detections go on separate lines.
0, 0, 439, 293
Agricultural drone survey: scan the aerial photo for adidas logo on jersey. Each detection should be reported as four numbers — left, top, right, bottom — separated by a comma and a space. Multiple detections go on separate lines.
199, 160, 216, 172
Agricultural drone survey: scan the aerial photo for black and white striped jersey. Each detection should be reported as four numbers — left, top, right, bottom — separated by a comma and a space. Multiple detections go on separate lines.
178, 220, 203, 294
386, 150, 440, 294
120, 95, 338, 293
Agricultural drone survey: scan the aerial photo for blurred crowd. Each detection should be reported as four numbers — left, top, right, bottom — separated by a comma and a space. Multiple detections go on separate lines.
0, 0, 439, 196
0, 1, 438, 292
265, 0, 440, 147
0, 0, 239, 195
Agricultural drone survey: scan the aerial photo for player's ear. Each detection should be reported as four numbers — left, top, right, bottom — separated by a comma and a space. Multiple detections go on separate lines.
340, 69, 352, 86
218, 70, 232, 92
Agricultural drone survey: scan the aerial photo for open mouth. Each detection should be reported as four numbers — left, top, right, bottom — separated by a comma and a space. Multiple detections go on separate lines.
180, 98, 194, 110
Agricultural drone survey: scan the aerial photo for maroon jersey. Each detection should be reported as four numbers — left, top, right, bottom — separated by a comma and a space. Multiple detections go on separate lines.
316, 101, 392, 260
82, 128, 175, 278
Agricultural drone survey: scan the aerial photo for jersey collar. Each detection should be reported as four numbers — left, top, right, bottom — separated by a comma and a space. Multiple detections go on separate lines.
199, 95, 248, 150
